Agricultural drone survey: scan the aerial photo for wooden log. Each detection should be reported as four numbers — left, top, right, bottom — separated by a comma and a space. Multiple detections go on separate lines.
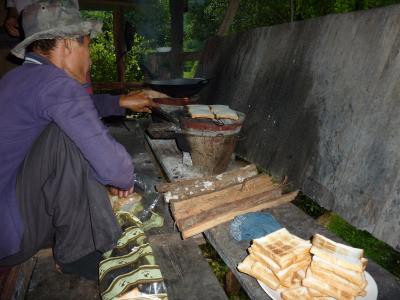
156, 163, 258, 195
177, 185, 283, 229
180, 191, 299, 239
171, 175, 277, 220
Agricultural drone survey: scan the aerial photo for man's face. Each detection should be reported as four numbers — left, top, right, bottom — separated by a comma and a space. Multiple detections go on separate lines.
64, 35, 91, 84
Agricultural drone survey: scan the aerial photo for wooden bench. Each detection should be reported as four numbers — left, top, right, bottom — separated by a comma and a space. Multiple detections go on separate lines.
144, 125, 400, 299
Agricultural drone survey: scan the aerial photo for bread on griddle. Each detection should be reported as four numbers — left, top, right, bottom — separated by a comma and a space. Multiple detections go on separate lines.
209, 105, 239, 120
186, 104, 213, 119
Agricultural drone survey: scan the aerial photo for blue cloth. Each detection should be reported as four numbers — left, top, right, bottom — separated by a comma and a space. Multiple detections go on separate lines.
229, 212, 283, 241
0, 53, 132, 259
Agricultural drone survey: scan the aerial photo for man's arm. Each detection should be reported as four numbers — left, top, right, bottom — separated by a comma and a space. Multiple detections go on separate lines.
91, 90, 161, 117
91, 94, 125, 117
38, 76, 134, 190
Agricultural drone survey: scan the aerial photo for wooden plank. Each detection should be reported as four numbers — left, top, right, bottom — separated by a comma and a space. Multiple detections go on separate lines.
26, 249, 101, 300
181, 191, 298, 239
113, 7, 125, 82
155, 163, 258, 195
0, 258, 36, 300
171, 175, 276, 218
149, 233, 228, 300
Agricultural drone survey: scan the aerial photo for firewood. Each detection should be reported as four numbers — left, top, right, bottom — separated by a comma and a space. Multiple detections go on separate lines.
180, 191, 299, 239
171, 175, 278, 220
158, 164, 260, 202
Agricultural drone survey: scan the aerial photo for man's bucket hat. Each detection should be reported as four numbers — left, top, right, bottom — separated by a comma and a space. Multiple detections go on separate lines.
11, 0, 102, 59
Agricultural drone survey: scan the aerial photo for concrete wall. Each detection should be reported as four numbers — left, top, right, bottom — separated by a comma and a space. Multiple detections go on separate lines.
197, 5, 400, 250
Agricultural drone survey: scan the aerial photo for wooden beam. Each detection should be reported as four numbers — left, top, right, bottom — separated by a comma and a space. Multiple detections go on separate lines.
113, 7, 125, 82
169, 0, 185, 77
217, 0, 240, 36
79, 0, 155, 10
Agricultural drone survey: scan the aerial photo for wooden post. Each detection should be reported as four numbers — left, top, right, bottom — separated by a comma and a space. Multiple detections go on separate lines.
217, 0, 240, 36
291, 0, 294, 23
169, 0, 185, 78
113, 7, 125, 82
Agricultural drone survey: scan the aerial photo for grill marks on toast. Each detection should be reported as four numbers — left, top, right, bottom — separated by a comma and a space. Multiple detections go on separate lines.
237, 230, 369, 299
253, 228, 312, 269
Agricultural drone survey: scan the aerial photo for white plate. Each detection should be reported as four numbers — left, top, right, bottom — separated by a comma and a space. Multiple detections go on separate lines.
257, 271, 378, 300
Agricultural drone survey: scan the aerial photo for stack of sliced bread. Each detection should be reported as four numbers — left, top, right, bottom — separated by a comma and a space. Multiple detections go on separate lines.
237, 228, 312, 290
299, 234, 368, 300
238, 230, 370, 300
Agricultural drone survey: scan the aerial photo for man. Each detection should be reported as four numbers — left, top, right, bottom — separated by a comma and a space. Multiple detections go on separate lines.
0, 1, 159, 279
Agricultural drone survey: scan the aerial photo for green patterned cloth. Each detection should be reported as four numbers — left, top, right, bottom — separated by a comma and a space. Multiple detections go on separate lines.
99, 201, 167, 299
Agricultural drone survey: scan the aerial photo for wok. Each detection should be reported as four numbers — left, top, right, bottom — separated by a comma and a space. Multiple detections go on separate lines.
145, 78, 209, 98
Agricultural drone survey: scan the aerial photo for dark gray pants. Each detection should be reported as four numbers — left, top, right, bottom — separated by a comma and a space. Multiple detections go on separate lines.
0, 124, 122, 266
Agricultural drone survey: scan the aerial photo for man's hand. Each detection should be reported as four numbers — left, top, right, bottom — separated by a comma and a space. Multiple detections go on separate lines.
119, 90, 165, 113
4, 16, 20, 37
108, 186, 134, 198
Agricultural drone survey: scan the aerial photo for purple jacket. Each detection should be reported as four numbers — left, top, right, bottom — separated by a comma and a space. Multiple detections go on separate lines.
0, 53, 134, 259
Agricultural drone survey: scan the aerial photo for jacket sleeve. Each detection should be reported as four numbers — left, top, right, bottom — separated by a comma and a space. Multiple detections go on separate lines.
36, 75, 133, 190
91, 93, 125, 117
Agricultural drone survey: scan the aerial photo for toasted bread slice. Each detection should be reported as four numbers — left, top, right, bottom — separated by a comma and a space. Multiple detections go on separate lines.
209, 105, 239, 120
310, 265, 363, 296
275, 258, 311, 282
310, 246, 364, 272
186, 104, 213, 119
253, 228, 312, 269
312, 234, 364, 259
312, 256, 366, 287
281, 287, 313, 300
302, 270, 355, 300
249, 245, 281, 273
237, 255, 280, 290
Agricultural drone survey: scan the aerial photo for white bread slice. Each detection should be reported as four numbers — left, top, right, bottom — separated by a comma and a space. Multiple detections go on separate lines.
237, 255, 280, 290
310, 264, 363, 296
209, 105, 239, 120
312, 234, 364, 259
248, 245, 281, 273
312, 256, 366, 287
186, 104, 213, 119
310, 246, 364, 272
253, 228, 312, 269
281, 287, 313, 300
302, 270, 356, 300
275, 258, 311, 282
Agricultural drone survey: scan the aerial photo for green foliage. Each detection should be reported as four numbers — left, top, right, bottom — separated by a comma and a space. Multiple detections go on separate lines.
293, 192, 327, 218
327, 213, 400, 277
125, 0, 171, 47
82, 0, 400, 82
200, 242, 250, 299
184, 0, 400, 53
81, 10, 153, 82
